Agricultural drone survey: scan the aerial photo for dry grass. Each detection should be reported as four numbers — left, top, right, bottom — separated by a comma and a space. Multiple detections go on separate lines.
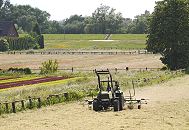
0, 75, 189, 130
0, 54, 163, 70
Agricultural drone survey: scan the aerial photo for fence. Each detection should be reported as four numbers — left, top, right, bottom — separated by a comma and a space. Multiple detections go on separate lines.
5, 50, 153, 55
32, 67, 161, 73
0, 92, 69, 114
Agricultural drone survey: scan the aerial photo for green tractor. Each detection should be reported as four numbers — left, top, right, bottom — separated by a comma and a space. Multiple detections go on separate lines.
92, 69, 125, 111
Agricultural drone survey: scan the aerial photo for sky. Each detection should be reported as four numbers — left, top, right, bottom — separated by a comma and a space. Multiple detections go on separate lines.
11, 0, 161, 21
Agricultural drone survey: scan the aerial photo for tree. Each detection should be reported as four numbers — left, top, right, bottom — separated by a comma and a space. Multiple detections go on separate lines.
32, 23, 44, 49
33, 23, 41, 35
85, 4, 124, 34
62, 15, 85, 34
147, 0, 189, 70
127, 10, 150, 34
0, 0, 13, 21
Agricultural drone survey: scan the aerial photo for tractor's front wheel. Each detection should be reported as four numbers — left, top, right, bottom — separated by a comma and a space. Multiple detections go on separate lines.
113, 99, 120, 112
93, 99, 100, 111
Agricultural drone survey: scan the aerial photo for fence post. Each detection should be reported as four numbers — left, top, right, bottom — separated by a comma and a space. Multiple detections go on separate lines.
12, 102, 16, 113
5, 102, 9, 113
71, 67, 74, 72
0, 103, 1, 115
47, 97, 50, 105
28, 96, 33, 109
21, 100, 25, 110
37, 98, 41, 108
64, 93, 69, 101
115, 68, 118, 73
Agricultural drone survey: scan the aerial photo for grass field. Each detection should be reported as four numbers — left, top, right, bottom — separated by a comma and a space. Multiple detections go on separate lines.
2, 34, 188, 130
44, 34, 147, 50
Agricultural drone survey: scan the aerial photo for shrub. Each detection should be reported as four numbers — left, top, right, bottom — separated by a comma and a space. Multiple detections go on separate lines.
186, 66, 189, 74
24, 68, 32, 74
160, 66, 168, 71
0, 38, 9, 52
40, 59, 58, 74
8, 67, 32, 74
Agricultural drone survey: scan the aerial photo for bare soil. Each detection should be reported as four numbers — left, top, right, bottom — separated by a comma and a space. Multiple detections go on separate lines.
0, 54, 163, 70
0, 76, 68, 89
0, 75, 189, 130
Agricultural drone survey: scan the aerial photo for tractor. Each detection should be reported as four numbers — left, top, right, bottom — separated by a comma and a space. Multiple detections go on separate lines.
89, 69, 148, 112
92, 69, 125, 111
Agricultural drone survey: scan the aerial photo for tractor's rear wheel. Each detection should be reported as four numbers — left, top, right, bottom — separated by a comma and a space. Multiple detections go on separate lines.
93, 99, 100, 111
119, 96, 124, 110
138, 105, 141, 109
113, 99, 120, 112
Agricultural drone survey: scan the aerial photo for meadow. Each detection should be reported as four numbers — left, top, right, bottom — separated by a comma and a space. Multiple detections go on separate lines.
44, 34, 147, 50
1, 34, 189, 130
0, 34, 162, 103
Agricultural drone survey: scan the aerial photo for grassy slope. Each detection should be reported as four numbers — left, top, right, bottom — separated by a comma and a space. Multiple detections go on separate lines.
0, 70, 184, 102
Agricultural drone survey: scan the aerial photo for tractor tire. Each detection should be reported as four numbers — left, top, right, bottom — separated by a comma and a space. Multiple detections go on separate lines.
138, 105, 141, 109
93, 99, 100, 111
119, 96, 125, 111
113, 99, 120, 112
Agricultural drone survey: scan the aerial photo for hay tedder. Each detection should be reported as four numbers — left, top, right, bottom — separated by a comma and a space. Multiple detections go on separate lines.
87, 69, 147, 112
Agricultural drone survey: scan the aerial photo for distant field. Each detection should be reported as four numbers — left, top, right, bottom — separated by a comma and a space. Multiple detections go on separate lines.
44, 34, 147, 50
44, 34, 105, 40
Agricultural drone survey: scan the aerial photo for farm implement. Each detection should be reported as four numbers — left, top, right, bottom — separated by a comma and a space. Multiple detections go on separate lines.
87, 69, 147, 112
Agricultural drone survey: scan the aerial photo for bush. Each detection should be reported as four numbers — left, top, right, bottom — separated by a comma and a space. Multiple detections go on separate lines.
0, 38, 9, 52
40, 59, 58, 74
8, 67, 32, 74
186, 66, 189, 74
24, 68, 32, 74
160, 66, 168, 71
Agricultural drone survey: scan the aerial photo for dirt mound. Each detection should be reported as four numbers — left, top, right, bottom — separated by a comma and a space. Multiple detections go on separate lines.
0, 76, 189, 130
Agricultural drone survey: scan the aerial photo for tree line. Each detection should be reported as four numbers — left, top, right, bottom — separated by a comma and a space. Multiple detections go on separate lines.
0, 0, 150, 34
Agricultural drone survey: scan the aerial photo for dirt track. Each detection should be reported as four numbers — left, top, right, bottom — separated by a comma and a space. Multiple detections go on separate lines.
0, 75, 189, 130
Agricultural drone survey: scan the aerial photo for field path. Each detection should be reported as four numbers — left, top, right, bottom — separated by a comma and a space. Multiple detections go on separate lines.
0, 75, 189, 130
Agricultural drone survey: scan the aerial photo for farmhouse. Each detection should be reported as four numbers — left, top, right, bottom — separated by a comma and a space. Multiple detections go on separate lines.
0, 21, 19, 37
